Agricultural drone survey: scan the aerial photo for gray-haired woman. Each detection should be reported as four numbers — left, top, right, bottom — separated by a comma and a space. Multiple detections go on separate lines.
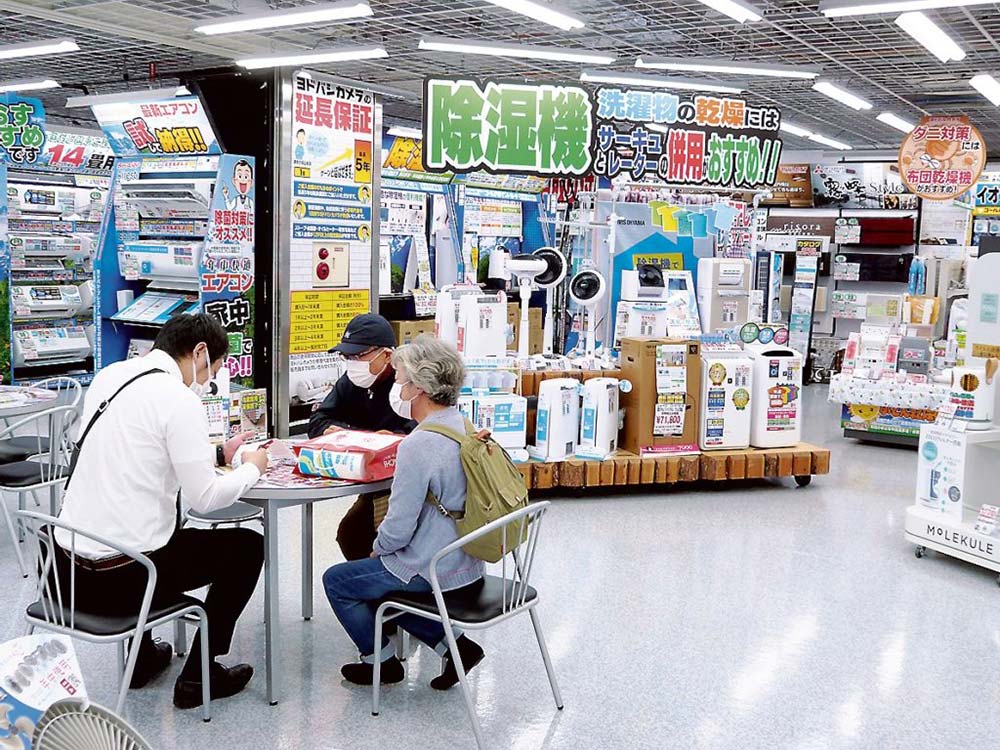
323, 334, 485, 688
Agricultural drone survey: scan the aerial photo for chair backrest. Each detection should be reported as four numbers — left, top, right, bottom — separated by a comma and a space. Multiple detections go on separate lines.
429, 501, 550, 617
32, 377, 83, 411
0, 405, 78, 483
15, 511, 157, 634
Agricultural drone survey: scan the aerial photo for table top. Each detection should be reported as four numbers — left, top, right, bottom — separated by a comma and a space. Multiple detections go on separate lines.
0, 386, 58, 418
239, 460, 392, 503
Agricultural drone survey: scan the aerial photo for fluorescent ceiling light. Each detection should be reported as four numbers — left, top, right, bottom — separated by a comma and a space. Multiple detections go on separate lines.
387, 125, 422, 139
646, 123, 668, 133
808, 133, 852, 150
692, 0, 763, 22
636, 56, 819, 79
236, 46, 388, 70
812, 81, 872, 110
895, 12, 965, 62
970, 74, 1000, 107
195, 1, 372, 35
580, 69, 745, 94
482, 0, 584, 30
66, 85, 191, 108
0, 79, 60, 94
876, 111, 915, 133
779, 121, 814, 138
0, 38, 78, 62
820, 0, 994, 17
419, 36, 615, 65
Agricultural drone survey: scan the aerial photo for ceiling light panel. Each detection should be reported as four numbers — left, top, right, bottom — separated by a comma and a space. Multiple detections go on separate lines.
876, 112, 915, 133
0, 79, 60, 94
236, 46, 388, 70
894, 12, 965, 63
580, 70, 745, 94
195, 1, 372, 35
812, 81, 873, 110
692, 0, 764, 23
820, 0, 994, 16
970, 74, 1000, 107
0, 38, 78, 62
419, 37, 615, 65
481, 0, 584, 30
636, 56, 819, 79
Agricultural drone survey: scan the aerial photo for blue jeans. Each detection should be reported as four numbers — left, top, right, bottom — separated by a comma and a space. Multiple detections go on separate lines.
323, 557, 447, 662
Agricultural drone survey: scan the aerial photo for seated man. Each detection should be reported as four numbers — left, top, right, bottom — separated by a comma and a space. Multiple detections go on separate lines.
56, 313, 269, 709
323, 335, 485, 688
308, 313, 415, 560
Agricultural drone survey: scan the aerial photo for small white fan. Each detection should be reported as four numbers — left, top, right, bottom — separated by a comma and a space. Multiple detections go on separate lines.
33, 700, 152, 750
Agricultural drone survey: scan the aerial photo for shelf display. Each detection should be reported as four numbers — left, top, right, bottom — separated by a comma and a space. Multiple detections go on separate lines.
0, 96, 114, 386
89, 94, 256, 386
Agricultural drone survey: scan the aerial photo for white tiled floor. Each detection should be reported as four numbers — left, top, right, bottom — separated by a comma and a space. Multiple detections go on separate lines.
4, 386, 999, 749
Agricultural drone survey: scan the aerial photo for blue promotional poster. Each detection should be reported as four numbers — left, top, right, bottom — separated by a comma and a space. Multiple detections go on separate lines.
203, 154, 256, 383
0, 95, 46, 165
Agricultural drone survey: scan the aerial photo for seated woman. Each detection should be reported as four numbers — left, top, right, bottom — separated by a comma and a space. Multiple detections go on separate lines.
323, 334, 485, 688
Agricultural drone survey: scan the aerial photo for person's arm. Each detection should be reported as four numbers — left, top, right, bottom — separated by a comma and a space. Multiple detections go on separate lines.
373, 437, 430, 556
307, 377, 353, 437
166, 396, 261, 514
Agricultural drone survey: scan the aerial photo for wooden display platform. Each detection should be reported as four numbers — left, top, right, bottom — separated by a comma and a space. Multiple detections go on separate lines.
516, 442, 831, 491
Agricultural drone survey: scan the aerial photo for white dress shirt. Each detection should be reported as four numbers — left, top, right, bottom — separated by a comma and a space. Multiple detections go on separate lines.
56, 349, 261, 559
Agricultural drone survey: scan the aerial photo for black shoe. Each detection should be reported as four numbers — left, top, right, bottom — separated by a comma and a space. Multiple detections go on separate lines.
173, 662, 254, 710
129, 640, 173, 689
341, 656, 404, 686
430, 636, 484, 691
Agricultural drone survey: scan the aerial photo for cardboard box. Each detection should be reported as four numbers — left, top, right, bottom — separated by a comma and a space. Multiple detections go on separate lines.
507, 302, 543, 355
619, 337, 702, 456
390, 319, 436, 346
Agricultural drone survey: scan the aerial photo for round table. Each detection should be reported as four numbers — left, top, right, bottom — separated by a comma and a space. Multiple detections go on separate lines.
0, 386, 57, 420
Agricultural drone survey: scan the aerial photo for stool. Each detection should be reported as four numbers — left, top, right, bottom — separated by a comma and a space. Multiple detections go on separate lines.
183, 501, 263, 529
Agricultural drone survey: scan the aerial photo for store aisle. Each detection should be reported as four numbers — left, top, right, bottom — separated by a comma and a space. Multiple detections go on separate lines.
4, 386, 998, 750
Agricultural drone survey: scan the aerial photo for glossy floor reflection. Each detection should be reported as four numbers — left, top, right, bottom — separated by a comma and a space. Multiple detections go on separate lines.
4, 386, 998, 750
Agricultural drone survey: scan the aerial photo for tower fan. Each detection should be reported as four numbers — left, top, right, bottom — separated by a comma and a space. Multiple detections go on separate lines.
569, 269, 607, 358
530, 247, 568, 355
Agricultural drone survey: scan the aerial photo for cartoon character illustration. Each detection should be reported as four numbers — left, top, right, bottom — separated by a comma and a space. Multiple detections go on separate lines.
222, 159, 254, 212
293, 200, 307, 220
733, 388, 750, 411
902, 138, 977, 173
708, 362, 727, 386
357, 224, 371, 242
848, 403, 880, 424
358, 186, 371, 204
294, 128, 306, 161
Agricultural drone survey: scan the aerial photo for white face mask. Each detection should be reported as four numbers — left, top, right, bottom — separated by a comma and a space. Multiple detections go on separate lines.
346, 353, 386, 389
189, 346, 215, 399
389, 382, 416, 420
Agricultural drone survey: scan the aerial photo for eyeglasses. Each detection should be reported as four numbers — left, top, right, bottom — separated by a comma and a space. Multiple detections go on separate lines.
343, 347, 384, 362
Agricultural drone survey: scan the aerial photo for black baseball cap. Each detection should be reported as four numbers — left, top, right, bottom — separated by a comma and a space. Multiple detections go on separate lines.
330, 313, 396, 355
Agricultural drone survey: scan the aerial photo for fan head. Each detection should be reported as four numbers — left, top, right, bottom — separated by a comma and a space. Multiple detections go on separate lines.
569, 270, 606, 307
530, 247, 567, 289
33, 699, 152, 750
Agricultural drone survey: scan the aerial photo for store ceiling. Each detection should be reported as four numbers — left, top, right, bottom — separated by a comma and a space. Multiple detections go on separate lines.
1, 0, 999, 154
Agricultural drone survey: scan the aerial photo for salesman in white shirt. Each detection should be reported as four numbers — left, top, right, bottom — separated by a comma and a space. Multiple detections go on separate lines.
56, 314, 269, 710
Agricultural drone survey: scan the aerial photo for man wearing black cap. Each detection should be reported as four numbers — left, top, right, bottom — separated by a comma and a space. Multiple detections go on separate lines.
308, 313, 416, 559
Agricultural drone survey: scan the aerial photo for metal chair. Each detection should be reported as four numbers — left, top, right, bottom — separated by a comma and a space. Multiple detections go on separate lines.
16, 511, 212, 723
0, 405, 77, 578
373, 501, 563, 750
0, 377, 83, 461
183, 501, 263, 529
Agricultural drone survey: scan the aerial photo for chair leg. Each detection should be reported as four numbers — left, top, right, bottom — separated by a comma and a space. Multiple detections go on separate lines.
198, 614, 211, 723
30, 489, 41, 509
174, 619, 187, 658
372, 608, 385, 717
441, 617, 485, 750
116, 637, 142, 716
529, 608, 564, 710
1, 497, 29, 578
16, 494, 25, 542
394, 630, 410, 662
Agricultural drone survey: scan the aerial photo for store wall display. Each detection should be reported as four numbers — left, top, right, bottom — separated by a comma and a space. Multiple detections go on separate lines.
1, 95, 115, 386
278, 72, 380, 432
899, 116, 986, 201
422, 77, 783, 189
762, 163, 814, 208
92, 91, 256, 385
811, 163, 916, 209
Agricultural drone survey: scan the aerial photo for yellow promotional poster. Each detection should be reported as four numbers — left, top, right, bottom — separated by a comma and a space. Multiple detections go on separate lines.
290, 289, 370, 353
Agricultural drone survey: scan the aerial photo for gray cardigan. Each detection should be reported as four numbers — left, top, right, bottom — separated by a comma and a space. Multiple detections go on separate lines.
373, 407, 485, 591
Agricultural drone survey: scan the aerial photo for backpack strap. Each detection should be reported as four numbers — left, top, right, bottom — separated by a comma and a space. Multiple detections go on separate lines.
417, 423, 468, 444
64, 368, 165, 493
417, 420, 473, 521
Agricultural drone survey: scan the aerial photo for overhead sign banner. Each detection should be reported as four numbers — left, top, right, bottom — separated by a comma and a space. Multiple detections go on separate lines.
762, 163, 813, 207
423, 78, 593, 176
0, 94, 46, 165
899, 115, 987, 201
422, 77, 782, 188
92, 95, 222, 157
